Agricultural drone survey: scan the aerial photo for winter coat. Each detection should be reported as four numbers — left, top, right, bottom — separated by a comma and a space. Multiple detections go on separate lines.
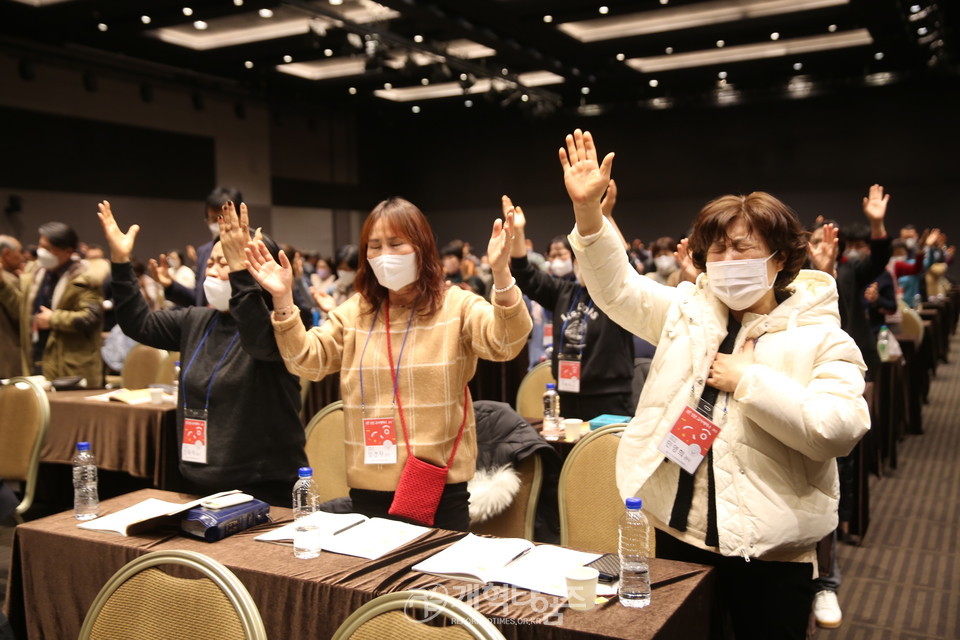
570, 219, 870, 561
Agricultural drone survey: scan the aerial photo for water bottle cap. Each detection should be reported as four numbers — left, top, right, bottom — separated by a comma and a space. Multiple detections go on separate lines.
626, 497, 642, 510
77, 442, 90, 451
881, 325, 888, 330
174, 361, 181, 366
298, 466, 313, 478
546, 382, 556, 390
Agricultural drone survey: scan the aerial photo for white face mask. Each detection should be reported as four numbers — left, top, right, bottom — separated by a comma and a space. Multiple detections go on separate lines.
208, 222, 220, 239
203, 276, 232, 312
654, 255, 678, 275
37, 247, 60, 270
845, 248, 867, 262
706, 253, 777, 311
904, 237, 917, 251
551, 258, 574, 277
336, 269, 356, 286
368, 253, 418, 292
167, 256, 181, 270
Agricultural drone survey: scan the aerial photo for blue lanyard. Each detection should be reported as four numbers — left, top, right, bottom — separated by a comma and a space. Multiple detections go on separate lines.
181, 315, 241, 411
358, 304, 415, 412
559, 288, 594, 357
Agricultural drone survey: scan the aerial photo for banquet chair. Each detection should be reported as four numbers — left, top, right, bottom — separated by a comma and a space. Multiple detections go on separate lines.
305, 400, 349, 502
470, 453, 543, 541
155, 350, 180, 386
558, 424, 633, 555
899, 305, 925, 344
78, 550, 266, 640
0, 377, 50, 523
514, 361, 554, 420
121, 344, 168, 390
331, 590, 505, 640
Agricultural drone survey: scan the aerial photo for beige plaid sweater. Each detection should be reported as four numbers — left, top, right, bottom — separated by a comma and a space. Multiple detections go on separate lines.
272, 285, 531, 490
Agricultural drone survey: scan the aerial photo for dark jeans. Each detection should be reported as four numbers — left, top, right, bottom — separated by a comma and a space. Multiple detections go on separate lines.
655, 530, 815, 640
350, 482, 471, 531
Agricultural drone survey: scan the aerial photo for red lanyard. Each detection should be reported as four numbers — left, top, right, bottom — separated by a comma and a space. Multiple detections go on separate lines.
384, 301, 469, 465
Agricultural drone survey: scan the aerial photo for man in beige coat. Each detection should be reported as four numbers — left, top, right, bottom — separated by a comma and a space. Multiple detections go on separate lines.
0, 223, 103, 386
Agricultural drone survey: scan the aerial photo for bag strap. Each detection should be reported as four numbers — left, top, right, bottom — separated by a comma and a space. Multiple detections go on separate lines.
385, 302, 469, 467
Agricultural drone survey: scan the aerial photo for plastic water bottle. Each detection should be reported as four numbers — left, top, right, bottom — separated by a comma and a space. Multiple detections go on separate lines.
913, 293, 923, 309
172, 360, 181, 395
73, 442, 99, 521
619, 497, 651, 608
877, 325, 890, 362
542, 382, 561, 434
292, 467, 321, 559
292, 467, 318, 520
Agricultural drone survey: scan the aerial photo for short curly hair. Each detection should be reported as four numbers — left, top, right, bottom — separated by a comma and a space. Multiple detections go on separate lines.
687, 192, 809, 292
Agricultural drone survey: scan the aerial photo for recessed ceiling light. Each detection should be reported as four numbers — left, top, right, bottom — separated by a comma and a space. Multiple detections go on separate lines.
581, 86, 591, 94
233, 0, 243, 5
616, 53, 626, 61
97, 23, 108, 32
412, 105, 421, 113
141, 15, 151, 25
501, 67, 509, 75
421, 78, 429, 85
258, 8, 273, 18
543, 15, 553, 23
718, 70, 727, 79
917, 27, 928, 35
793, 62, 803, 70
193, 20, 208, 30
244, 60, 254, 69
465, 99, 473, 107
413, 34, 424, 43
348, 87, 357, 95
460, 73, 469, 81
660, 0, 669, 4
323, 48, 333, 57
828, 24, 838, 32
521, 94, 529, 102
874, 51, 884, 60
182, 7, 193, 16
599, 6, 609, 15
770, 32, 780, 40
330, 0, 343, 5
384, 82, 393, 90
910, 4, 921, 12
717, 40, 725, 47
649, 79, 659, 87
283, 54, 292, 63
665, 46, 674, 54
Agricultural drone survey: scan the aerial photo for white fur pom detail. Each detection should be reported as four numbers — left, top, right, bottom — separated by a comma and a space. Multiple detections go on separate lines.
468, 464, 521, 524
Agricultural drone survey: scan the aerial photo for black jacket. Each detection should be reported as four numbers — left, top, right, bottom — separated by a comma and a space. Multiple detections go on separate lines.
836, 235, 891, 376
111, 262, 307, 493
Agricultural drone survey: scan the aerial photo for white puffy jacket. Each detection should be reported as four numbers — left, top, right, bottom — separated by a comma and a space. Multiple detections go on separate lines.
570, 220, 870, 560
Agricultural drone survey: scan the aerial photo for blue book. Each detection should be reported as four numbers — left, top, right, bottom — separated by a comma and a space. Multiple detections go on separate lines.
180, 499, 271, 542
588, 414, 631, 430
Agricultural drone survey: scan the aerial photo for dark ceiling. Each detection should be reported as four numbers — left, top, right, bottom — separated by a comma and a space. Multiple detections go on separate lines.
1, 0, 956, 119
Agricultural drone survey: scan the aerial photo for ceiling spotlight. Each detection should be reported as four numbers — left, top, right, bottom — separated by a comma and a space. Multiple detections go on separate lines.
330, 0, 343, 5
660, 0, 669, 4
412, 105, 421, 114
323, 49, 333, 57
460, 73, 469, 82
543, 15, 553, 23
910, 4, 921, 12
348, 87, 357, 95
521, 94, 529, 102
599, 6, 609, 15
141, 15, 151, 24
413, 34, 424, 43
283, 55, 292, 63
649, 79, 659, 87
384, 82, 393, 90
465, 99, 473, 107
616, 53, 625, 61
97, 23, 108, 32
233, 0, 243, 5
581, 86, 590, 95
770, 32, 780, 41
874, 52, 884, 60
793, 62, 803, 71
182, 7, 193, 16
718, 71, 727, 79
501, 67, 509, 76
828, 24, 837, 33
716, 40, 725, 48
193, 20, 208, 30
917, 27, 929, 36
258, 8, 273, 18
421, 78, 429, 86
665, 46, 673, 54
244, 60, 254, 69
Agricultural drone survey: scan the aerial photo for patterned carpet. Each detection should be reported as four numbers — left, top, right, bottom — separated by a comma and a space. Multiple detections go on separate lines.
1, 335, 958, 639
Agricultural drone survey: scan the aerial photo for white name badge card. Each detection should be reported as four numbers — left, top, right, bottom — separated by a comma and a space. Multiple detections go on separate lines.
557, 358, 581, 393
657, 406, 720, 474
182, 410, 208, 464
363, 417, 397, 464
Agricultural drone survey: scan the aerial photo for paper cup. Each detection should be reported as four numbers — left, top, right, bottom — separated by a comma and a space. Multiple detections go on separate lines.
563, 418, 583, 442
566, 566, 599, 611
149, 388, 164, 405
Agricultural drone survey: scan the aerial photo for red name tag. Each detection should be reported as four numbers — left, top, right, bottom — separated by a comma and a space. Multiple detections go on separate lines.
363, 417, 397, 464
182, 416, 208, 464
657, 406, 721, 474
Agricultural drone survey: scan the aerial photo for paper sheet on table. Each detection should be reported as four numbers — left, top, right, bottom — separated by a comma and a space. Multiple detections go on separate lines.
77, 491, 240, 536
254, 511, 368, 544
318, 517, 430, 560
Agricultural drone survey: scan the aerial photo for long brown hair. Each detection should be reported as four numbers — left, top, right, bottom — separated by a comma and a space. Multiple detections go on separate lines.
355, 197, 445, 316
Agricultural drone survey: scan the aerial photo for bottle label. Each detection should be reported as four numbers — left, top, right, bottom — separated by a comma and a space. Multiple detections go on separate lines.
363, 417, 397, 464
657, 405, 720, 474
557, 356, 581, 393
182, 408, 208, 464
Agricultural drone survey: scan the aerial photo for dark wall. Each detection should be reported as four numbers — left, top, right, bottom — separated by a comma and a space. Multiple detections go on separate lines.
361, 80, 960, 260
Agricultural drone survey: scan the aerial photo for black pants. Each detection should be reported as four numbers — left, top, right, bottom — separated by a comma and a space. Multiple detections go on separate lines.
559, 392, 633, 422
655, 531, 814, 640
350, 482, 471, 531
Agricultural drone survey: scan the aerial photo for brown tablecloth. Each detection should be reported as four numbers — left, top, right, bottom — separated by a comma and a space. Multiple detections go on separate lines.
41, 390, 178, 488
3, 489, 715, 640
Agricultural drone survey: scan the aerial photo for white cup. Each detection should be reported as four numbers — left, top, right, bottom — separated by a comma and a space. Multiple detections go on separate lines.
565, 566, 599, 611
149, 388, 164, 405
563, 418, 583, 442
293, 523, 322, 559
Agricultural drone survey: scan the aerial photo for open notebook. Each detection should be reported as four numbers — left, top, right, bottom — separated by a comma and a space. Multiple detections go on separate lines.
412, 534, 614, 598
77, 491, 241, 536
255, 512, 430, 560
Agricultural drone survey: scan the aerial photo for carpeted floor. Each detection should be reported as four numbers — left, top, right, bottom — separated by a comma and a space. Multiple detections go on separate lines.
1, 335, 958, 639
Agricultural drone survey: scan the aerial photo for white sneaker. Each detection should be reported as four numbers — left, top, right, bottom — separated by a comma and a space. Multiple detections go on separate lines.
813, 590, 842, 629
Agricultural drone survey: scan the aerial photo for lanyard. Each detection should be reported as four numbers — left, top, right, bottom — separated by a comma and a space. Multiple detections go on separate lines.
181, 315, 241, 411
358, 303, 415, 412
559, 288, 594, 358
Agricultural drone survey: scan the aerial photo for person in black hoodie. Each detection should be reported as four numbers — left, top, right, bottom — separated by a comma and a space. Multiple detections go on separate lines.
504, 187, 635, 420
97, 200, 306, 506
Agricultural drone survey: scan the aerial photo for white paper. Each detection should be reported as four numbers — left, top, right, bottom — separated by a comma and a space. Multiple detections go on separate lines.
76, 491, 240, 536
412, 534, 534, 583
254, 511, 368, 543
319, 517, 430, 560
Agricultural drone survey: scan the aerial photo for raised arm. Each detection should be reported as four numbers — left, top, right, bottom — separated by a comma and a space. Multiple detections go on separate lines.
504, 195, 566, 310
808, 223, 839, 279
559, 129, 614, 237
600, 179, 630, 252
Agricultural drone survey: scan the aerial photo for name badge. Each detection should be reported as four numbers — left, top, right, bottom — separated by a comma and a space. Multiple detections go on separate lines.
657, 405, 720, 474
557, 357, 581, 393
363, 417, 397, 465
182, 408, 208, 464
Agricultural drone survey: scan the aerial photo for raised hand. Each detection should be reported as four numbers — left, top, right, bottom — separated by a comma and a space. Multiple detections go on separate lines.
502, 195, 528, 258
808, 223, 839, 277
862, 184, 890, 222
218, 201, 250, 272
245, 238, 293, 307
149, 255, 173, 288
864, 282, 879, 304
600, 178, 618, 219
487, 209, 515, 275
96, 200, 139, 263
559, 129, 614, 208
674, 238, 700, 284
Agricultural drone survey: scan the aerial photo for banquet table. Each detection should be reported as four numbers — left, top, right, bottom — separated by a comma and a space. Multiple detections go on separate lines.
3, 489, 716, 640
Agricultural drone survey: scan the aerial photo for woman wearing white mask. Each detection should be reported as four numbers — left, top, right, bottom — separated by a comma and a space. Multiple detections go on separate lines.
243, 196, 531, 531
164, 249, 196, 291
97, 200, 307, 506
560, 129, 869, 639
